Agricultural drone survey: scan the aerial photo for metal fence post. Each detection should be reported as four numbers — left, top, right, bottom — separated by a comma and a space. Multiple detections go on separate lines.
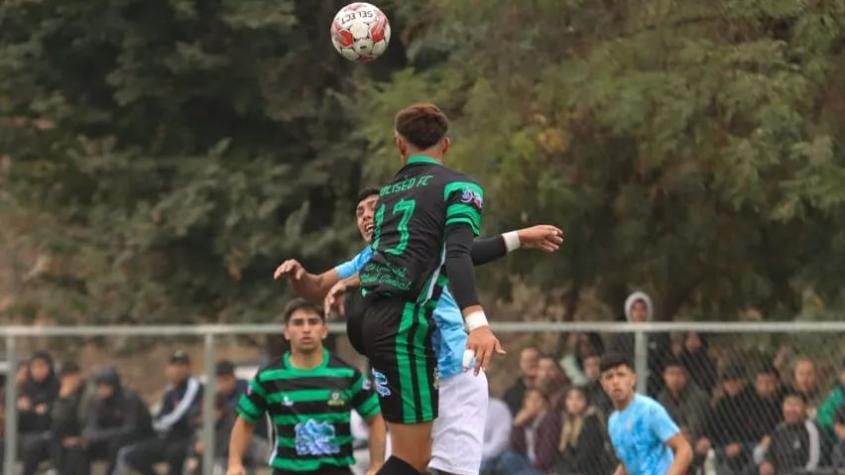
4, 335, 18, 475
202, 333, 217, 475
634, 330, 648, 394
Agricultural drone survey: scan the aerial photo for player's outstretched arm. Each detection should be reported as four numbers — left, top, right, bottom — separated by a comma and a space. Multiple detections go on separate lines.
444, 223, 505, 374
471, 225, 564, 266
226, 417, 255, 475
324, 275, 360, 317
273, 259, 340, 303
364, 414, 387, 474
665, 433, 693, 475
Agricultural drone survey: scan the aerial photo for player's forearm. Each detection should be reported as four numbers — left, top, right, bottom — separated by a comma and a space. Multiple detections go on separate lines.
444, 224, 480, 309
666, 439, 693, 475
290, 270, 339, 302
227, 417, 254, 468
470, 235, 507, 265
366, 415, 387, 469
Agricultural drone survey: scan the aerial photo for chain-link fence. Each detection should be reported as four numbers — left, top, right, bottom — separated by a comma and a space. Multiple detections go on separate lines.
2, 322, 845, 475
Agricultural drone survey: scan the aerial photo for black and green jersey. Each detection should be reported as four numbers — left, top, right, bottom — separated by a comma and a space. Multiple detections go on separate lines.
360, 154, 484, 302
236, 349, 380, 475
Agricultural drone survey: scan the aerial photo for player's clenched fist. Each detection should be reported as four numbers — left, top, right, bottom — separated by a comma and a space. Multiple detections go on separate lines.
466, 326, 505, 375
273, 259, 304, 280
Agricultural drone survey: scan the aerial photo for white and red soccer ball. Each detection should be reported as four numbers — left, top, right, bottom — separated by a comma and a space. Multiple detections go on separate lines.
330, 2, 391, 63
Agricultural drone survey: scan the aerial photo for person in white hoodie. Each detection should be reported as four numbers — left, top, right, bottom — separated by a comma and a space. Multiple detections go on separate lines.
609, 291, 672, 396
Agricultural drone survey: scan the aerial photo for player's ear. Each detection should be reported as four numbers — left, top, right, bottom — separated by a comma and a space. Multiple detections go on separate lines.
319, 321, 328, 340
394, 134, 407, 157
283, 324, 291, 341
441, 136, 450, 155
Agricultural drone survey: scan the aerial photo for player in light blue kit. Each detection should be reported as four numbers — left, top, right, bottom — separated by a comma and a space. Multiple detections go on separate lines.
600, 353, 692, 475
273, 187, 563, 475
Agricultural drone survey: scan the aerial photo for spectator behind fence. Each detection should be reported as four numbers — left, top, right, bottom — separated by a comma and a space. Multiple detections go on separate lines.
757, 392, 824, 475
491, 388, 561, 475
785, 357, 824, 418
609, 291, 672, 396
679, 332, 718, 395
560, 333, 605, 387
84, 367, 153, 475
18, 352, 60, 475
748, 364, 784, 442
123, 350, 203, 475
657, 358, 710, 455
187, 360, 270, 473
48, 361, 93, 475
831, 407, 845, 468
582, 354, 613, 417
538, 356, 570, 412
554, 386, 613, 475
817, 357, 845, 437
480, 394, 513, 474
505, 347, 541, 416
703, 365, 756, 475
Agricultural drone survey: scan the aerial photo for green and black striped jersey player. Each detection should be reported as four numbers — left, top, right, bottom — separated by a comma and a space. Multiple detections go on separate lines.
227, 299, 385, 475
357, 103, 503, 475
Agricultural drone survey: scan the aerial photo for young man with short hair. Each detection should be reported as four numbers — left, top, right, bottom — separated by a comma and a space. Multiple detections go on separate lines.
226, 299, 386, 475
600, 353, 692, 475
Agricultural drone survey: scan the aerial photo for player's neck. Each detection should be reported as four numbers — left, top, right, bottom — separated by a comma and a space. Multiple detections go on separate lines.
614, 393, 636, 411
289, 349, 324, 369
403, 151, 443, 165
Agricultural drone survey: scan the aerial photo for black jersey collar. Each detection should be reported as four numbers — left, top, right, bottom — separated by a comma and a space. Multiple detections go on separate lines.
406, 155, 442, 167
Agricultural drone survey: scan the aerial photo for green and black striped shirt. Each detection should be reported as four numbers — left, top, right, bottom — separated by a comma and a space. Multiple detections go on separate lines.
236, 349, 380, 475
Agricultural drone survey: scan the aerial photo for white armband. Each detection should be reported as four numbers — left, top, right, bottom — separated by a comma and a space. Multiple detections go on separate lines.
465, 310, 489, 332
503, 231, 521, 253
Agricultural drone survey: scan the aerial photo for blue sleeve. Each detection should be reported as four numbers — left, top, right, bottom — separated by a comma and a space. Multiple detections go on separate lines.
649, 401, 680, 443
334, 247, 373, 280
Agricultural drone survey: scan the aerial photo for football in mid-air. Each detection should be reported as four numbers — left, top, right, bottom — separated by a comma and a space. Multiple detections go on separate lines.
331, 2, 391, 63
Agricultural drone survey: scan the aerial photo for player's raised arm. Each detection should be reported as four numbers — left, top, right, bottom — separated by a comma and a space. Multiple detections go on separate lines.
470, 225, 564, 266
273, 259, 340, 302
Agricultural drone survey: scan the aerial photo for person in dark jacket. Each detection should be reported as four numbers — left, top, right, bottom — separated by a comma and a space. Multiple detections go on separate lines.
679, 332, 718, 395
18, 351, 60, 475
504, 347, 541, 416
699, 365, 757, 475
758, 392, 824, 475
83, 367, 153, 475
555, 387, 612, 475
49, 361, 93, 475
492, 388, 561, 475
123, 351, 203, 475
608, 291, 672, 397
582, 354, 613, 418
747, 364, 783, 442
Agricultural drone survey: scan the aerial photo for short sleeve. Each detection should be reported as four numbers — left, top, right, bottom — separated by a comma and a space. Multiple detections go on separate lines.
334, 247, 373, 280
649, 401, 680, 443
349, 371, 381, 420
444, 180, 484, 236
236, 377, 269, 424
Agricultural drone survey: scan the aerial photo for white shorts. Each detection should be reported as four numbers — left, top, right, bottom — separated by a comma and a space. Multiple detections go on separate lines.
429, 370, 489, 475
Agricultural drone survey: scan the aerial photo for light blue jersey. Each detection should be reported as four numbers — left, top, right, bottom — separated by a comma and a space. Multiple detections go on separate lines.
608, 394, 679, 475
335, 246, 467, 379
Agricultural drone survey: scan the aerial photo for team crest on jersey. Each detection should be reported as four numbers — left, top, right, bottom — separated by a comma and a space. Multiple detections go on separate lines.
327, 391, 347, 407
282, 395, 294, 407
294, 419, 340, 456
460, 188, 483, 209
372, 369, 391, 397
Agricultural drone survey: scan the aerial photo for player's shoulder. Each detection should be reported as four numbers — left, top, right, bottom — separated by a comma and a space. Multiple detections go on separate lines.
325, 352, 363, 377
253, 357, 286, 380
635, 394, 670, 415
437, 166, 482, 187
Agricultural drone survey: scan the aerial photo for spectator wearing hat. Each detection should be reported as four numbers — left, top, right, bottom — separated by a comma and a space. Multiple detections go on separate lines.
700, 365, 757, 475
123, 351, 203, 475
83, 367, 153, 475
18, 352, 60, 475
817, 358, 845, 437
757, 391, 825, 475
48, 361, 94, 475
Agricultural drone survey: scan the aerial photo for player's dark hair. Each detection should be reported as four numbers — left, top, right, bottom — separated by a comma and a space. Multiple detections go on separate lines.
356, 186, 380, 205
283, 297, 325, 323
394, 102, 449, 150
599, 353, 634, 374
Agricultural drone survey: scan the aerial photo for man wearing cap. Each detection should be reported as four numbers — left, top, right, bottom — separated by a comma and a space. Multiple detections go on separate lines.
83, 367, 153, 475
123, 351, 203, 475
226, 298, 386, 475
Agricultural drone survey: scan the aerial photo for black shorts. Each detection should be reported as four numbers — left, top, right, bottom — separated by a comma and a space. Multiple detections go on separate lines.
361, 295, 439, 424
344, 291, 367, 356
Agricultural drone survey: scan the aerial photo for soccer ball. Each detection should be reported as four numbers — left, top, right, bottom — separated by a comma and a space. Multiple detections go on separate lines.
330, 2, 391, 63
